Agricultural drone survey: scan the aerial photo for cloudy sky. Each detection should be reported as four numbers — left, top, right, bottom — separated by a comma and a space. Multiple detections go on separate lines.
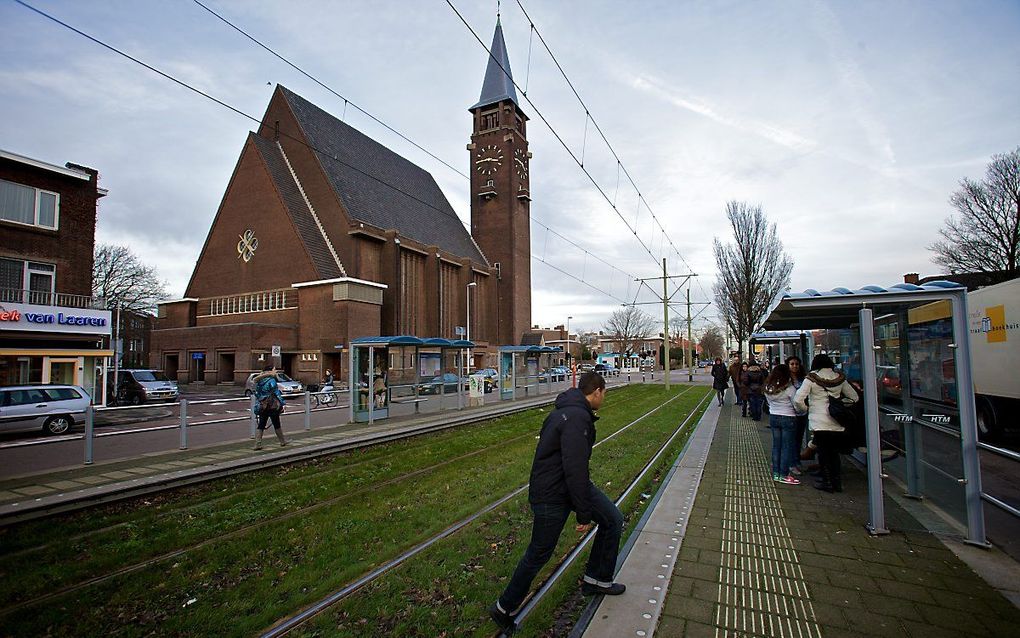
2, 0, 1018, 334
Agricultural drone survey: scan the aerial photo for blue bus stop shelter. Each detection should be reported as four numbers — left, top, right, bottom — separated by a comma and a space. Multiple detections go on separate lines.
762, 281, 986, 545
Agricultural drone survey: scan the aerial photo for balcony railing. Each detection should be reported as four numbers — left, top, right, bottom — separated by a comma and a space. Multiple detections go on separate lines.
0, 287, 108, 309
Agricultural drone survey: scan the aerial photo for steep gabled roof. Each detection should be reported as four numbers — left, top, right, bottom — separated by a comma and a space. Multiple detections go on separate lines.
250, 133, 344, 280
470, 19, 520, 110
278, 86, 486, 264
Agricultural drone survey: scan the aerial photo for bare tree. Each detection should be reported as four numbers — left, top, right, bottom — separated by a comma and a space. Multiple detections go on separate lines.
713, 201, 794, 357
602, 306, 656, 354
930, 147, 1020, 276
698, 326, 725, 360
93, 244, 169, 313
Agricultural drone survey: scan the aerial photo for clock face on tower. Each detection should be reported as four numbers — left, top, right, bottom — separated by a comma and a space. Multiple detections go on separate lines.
475, 144, 503, 176
514, 148, 529, 180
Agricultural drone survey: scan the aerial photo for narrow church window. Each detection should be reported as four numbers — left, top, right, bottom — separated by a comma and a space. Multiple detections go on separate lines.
481, 110, 499, 131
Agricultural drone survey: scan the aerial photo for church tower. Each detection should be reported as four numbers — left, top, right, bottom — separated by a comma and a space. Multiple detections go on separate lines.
469, 19, 532, 346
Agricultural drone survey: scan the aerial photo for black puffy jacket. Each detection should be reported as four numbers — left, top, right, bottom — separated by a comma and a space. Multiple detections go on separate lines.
528, 388, 598, 524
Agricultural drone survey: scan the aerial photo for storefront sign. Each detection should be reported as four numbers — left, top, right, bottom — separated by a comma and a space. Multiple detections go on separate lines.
0, 302, 112, 336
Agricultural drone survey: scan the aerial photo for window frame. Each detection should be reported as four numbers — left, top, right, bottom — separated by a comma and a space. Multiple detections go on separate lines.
0, 258, 57, 298
0, 178, 61, 230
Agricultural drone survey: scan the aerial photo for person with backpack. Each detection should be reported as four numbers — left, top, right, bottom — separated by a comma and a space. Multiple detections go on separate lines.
253, 365, 287, 450
710, 357, 729, 406
728, 354, 744, 406
794, 354, 858, 492
741, 358, 766, 421
489, 372, 625, 635
765, 364, 800, 485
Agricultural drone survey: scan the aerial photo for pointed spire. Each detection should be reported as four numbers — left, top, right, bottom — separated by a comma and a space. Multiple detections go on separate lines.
470, 19, 520, 110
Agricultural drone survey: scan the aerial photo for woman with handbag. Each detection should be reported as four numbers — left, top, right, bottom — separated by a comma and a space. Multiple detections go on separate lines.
253, 365, 288, 450
793, 354, 858, 492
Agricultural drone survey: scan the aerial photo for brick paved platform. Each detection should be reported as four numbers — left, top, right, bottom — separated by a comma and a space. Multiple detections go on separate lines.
657, 402, 1020, 638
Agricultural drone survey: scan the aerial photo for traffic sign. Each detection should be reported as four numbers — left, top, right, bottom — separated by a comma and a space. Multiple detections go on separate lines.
455, 326, 466, 336
271, 345, 281, 357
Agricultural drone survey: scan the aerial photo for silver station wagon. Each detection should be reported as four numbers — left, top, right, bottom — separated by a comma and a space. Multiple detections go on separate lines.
0, 384, 91, 435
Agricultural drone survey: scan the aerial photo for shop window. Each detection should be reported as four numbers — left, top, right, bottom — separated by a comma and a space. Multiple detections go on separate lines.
0, 178, 59, 229
0, 355, 44, 386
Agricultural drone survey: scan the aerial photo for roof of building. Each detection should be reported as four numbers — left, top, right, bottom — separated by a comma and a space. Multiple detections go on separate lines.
520, 331, 545, 346
278, 86, 487, 264
0, 148, 92, 181
250, 134, 344, 280
918, 271, 1017, 291
470, 19, 520, 110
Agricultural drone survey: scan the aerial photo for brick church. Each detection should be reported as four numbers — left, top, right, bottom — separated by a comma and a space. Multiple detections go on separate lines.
152, 21, 532, 385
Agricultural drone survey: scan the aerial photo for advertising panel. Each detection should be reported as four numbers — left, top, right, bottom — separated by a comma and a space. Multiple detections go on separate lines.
0, 302, 112, 336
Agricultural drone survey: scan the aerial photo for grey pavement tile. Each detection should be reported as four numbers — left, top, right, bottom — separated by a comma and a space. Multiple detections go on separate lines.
679, 619, 716, 638
74, 475, 107, 485
808, 601, 851, 629
857, 592, 924, 621
654, 614, 685, 637
901, 618, 981, 638
874, 577, 937, 605
914, 602, 985, 632
673, 560, 718, 583
42, 480, 82, 490
824, 570, 878, 592
841, 608, 910, 638
806, 581, 864, 608
0, 490, 20, 501
99, 471, 136, 479
661, 594, 715, 625
687, 579, 717, 603
11, 485, 52, 496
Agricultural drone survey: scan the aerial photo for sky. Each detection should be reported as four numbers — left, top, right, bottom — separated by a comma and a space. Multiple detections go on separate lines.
2, 0, 1018, 336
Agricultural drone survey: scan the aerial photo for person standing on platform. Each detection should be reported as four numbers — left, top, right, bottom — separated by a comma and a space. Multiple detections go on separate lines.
786, 355, 808, 472
765, 364, 801, 485
252, 366, 287, 450
743, 358, 766, 421
711, 357, 729, 406
728, 354, 744, 407
490, 372, 625, 635
794, 354, 858, 492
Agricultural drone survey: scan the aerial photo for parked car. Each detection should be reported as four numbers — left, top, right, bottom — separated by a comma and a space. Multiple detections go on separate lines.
117, 369, 179, 405
244, 372, 305, 397
475, 368, 498, 393
877, 365, 902, 402
0, 384, 91, 435
594, 363, 619, 377
579, 363, 595, 373
551, 366, 571, 381
417, 373, 464, 395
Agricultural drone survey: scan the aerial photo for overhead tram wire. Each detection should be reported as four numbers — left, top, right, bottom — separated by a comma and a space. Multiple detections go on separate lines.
190, 0, 469, 181
511, 0, 697, 278
443, 0, 667, 269
189, 0, 649, 303
13, 0, 659, 313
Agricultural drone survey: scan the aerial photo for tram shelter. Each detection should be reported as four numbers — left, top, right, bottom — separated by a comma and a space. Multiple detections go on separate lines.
762, 280, 987, 545
498, 345, 562, 400
748, 330, 813, 366
348, 336, 474, 423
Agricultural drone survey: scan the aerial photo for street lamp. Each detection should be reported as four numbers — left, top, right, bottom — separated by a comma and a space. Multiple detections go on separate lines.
466, 281, 477, 374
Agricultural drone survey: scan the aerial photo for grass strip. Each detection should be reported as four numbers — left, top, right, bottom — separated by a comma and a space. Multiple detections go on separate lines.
285, 387, 713, 637
0, 385, 677, 636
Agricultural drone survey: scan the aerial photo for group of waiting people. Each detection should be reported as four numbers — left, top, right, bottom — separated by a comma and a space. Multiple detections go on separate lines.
711, 353, 858, 492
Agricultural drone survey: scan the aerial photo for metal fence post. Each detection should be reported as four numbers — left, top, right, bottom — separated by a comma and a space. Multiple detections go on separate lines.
179, 398, 188, 450
249, 395, 257, 439
304, 390, 311, 431
84, 404, 94, 465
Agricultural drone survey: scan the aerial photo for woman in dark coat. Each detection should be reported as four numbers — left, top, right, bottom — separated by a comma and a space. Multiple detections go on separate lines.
710, 357, 729, 406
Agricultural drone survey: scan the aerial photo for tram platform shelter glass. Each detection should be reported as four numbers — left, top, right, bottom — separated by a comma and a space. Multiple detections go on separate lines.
497, 345, 563, 401
762, 281, 987, 546
349, 336, 475, 423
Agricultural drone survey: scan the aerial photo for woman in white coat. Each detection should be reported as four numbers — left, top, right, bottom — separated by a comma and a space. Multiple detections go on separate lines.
794, 354, 858, 492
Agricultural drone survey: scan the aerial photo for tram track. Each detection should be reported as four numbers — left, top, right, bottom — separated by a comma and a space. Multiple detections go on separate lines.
0, 386, 652, 619
258, 386, 705, 638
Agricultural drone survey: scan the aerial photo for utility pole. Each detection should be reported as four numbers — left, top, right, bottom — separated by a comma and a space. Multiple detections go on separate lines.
687, 287, 693, 382
662, 258, 670, 391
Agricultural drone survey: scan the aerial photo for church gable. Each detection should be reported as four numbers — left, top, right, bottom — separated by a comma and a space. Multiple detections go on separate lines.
184, 135, 321, 299
275, 86, 488, 265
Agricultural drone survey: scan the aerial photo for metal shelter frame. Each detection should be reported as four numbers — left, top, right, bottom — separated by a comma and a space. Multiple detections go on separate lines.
748, 330, 813, 366
762, 281, 986, 545
348, 336, 474, 424
497, 345, 563, 400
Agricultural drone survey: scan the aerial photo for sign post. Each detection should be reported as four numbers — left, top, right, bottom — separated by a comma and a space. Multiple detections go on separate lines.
271, 344, 281, 369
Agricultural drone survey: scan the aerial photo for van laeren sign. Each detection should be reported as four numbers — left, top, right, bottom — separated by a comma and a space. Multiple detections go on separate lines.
0, 302, 112, 336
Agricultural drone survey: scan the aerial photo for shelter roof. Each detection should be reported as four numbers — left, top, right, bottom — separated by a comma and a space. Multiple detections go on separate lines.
762, 281, 965, 331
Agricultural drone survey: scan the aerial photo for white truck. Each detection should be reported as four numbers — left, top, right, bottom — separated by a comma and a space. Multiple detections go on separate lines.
967, 277, 1020, 440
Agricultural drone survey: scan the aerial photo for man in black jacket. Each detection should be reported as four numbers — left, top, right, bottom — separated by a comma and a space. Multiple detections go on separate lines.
490, 372, 625, 634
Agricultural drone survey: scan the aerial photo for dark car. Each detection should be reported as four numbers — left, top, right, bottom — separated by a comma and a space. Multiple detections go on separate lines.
117, 369, 179, 405
417, 373, 465, 395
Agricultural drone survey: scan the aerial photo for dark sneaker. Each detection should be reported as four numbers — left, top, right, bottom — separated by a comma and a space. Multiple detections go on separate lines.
582, 581, 627, 596
488, 603, 516, 635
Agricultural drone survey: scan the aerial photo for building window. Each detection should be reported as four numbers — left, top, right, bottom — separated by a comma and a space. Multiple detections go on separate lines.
0, 258, 55, 303
0, 179, 59, 229
480, 110, 499, 131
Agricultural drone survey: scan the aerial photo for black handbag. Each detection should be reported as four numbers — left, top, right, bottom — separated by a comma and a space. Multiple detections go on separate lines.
827, 394, 856, 430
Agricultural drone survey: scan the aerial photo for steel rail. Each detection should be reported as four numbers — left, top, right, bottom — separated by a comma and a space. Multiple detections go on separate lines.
258, 386, 700, 638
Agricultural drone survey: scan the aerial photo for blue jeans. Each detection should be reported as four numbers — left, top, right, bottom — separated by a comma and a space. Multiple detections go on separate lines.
498, 484, 623, 612
770, 414, 798, 476
748, 393, 763, 421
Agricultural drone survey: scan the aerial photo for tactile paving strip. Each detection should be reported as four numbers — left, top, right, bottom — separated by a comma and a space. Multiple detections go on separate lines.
582, 399, 721, 638
714, 413, 822, 638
